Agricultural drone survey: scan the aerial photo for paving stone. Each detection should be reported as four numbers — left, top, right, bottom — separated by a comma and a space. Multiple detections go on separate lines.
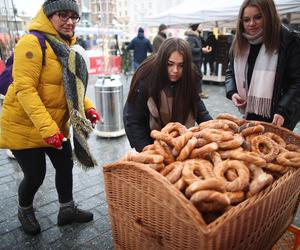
0, 158, 12, 166
0, 175, 14, 185
0, 167, 15, 177
0, 216, 20, 234
13, 229, 50, 249
0, 197, 18, 222
77, 195, 102, 211
35, 203, 60, 218
65, 226, 100, 246
93, 215, 112, 234
0, 232, 17, 249
83, 230, 114, 250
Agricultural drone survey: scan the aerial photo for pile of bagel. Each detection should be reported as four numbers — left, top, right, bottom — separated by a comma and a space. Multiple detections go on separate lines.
121, 113, 300, 223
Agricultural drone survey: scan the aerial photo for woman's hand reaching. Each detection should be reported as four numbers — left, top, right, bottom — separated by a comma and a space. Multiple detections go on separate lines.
232, 93, 246, 109
272, 114, 285, 127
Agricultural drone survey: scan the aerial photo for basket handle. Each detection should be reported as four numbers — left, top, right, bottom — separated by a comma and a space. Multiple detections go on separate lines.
134, 218, 163, 246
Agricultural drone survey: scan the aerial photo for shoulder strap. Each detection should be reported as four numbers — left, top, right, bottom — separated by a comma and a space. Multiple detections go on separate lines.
29, 30, 47, 65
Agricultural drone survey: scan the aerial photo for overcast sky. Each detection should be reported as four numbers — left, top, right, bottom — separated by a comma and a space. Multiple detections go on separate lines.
13, 0, 44, 17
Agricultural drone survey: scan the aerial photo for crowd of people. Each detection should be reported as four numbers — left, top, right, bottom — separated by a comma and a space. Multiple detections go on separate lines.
0, 0, 299, 239
124, 0, 300, 152
125, 22, 221, 99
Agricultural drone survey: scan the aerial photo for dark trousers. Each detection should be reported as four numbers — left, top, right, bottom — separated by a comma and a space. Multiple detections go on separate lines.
194, 62, 203, 93
12, 140, 73, 207
203, 59, 215, 75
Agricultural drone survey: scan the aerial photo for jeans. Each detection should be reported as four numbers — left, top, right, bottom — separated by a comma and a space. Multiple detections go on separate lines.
133, 61, 140, 70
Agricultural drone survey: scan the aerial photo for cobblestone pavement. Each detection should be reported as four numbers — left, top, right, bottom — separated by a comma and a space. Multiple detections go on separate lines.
0, 75, 299, 249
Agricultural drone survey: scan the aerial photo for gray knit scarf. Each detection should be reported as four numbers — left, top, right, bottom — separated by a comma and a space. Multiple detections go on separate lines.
45, 34, 97, 169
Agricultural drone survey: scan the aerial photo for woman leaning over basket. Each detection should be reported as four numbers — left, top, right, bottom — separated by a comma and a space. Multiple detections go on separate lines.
225, 0, 300, 130
123, 37, 212, 152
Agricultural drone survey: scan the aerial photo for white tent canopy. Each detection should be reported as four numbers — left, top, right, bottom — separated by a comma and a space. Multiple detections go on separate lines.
142, 0, 300, 27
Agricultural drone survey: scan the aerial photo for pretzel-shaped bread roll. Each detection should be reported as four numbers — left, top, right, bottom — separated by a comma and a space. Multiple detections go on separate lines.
154, 140, 175, 164
214, 160, 250, 192
176, 137, 198, 161
251, 135, 280, 162
160, 161, 184, 184
182, 159, 214, 184
215, 113, 247, 126
247, 164, 273, 197
190, 190, 231, 212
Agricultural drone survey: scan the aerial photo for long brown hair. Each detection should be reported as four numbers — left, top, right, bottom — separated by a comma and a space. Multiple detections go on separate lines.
232, 0, 281, 57
126, 37, 199, 124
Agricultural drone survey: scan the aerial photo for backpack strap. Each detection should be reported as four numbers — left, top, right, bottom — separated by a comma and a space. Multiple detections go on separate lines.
29, 30, 47, 65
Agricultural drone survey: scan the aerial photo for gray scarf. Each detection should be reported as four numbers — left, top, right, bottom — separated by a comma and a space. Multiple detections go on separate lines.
45, 34, 97, 169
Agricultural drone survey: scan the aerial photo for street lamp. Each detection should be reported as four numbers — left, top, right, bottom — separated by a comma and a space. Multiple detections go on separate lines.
11, 0, 19, 39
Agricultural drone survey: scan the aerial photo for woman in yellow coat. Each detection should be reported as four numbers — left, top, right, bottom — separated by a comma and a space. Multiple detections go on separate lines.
0, 0, 100, 235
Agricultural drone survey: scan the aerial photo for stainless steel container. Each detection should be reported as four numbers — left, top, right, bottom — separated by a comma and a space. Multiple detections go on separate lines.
94, 75, 125, 137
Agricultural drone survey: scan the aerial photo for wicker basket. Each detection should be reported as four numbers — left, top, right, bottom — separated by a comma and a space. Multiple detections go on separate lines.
103, 122, 300, 250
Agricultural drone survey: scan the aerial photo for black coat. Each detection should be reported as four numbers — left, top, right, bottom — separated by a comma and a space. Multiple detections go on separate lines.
123, 80, 212, 152
225, 26, 300, 130
127, 30, 153, 64
185, 30, 203, 64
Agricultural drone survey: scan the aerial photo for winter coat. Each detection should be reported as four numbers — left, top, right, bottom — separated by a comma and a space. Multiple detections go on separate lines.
123, 80, 212, 152
0, 8, 94, 149
153, 32, 166, 53
225, 26, 300, 130
203, 32, 218, 62
185, 30, 203, 64
127, 29, 153, 64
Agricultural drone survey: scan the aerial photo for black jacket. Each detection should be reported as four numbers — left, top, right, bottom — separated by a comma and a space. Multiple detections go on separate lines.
123, 80, 212, 152
225, 26, 300, 130
127, 29, 153, 64
185, 30, 203, 64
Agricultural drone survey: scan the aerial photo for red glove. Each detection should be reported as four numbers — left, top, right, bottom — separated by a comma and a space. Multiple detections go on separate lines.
44, 132, 66, 149
86, 108, 101, 127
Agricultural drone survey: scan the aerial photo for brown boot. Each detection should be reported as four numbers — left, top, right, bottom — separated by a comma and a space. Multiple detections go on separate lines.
57, 202, 93, 226
199, 92, 209, 99
18, 207, 41, 235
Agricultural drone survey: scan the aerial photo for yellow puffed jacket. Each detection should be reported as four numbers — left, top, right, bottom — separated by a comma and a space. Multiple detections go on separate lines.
0, 9, 94, 149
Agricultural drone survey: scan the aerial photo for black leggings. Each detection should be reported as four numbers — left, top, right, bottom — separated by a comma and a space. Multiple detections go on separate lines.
12, 140, 73, 207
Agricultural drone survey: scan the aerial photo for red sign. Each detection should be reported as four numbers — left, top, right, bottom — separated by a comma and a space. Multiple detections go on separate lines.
0, 60, 5, 74
89, 56, 121, 75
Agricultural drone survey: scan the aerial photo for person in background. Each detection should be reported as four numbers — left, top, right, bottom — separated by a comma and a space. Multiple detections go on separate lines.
203, 31, 218, 76
225, 0, 300, 130
123, 38, 212, 152
127, 27, 153, 70
0, 39, 5, 62
76, 35, 87, 49
281, 17, 290, 26
0, 0, 101, 236
185, 23, 211, 99
227, 29, 236, 51
153, 24, 168, 53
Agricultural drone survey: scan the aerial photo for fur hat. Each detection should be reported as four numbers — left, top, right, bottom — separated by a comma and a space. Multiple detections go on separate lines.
190, 23, 200, 31
43, 0, 79, 17
159, 24, 168, 32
